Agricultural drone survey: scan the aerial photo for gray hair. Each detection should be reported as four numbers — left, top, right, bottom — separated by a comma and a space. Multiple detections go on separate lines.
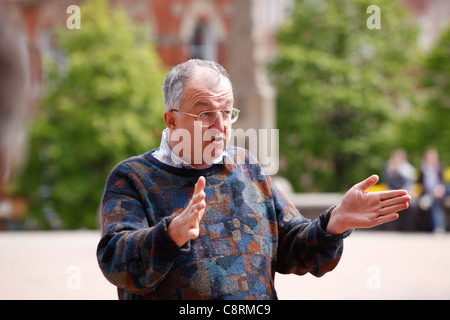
163, 59, 231, 111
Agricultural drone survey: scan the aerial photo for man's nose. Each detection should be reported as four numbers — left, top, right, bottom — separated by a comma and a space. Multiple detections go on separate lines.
210, 112, 226, 131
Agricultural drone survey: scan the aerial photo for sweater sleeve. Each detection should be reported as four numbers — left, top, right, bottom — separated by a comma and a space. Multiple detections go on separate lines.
96, 162, 189, 295
271, 181, 352, 277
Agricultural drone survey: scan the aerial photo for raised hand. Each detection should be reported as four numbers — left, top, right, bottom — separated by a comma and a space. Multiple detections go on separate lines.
326, 175, 411, 235
168, 176, 206, 247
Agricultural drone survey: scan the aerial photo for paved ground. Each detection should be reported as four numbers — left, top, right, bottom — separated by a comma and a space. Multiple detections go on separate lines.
0, 230, 449, 300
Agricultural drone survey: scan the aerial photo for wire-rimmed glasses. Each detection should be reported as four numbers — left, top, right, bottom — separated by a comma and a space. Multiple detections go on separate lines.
170, 108, 240, 127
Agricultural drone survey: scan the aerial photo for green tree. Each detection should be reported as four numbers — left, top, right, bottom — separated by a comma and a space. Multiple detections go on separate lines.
17, 0, 167, 229
269, 0, 420, 192
400, 26, 450, 165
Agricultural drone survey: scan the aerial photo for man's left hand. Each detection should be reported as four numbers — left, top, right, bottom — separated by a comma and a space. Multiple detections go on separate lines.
326, 175, 411, 235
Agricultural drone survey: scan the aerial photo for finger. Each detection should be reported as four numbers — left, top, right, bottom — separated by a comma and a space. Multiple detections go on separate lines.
188, 207, 205, 239
194, 176, 206, 195
186, 179, 205, 210
188, 210, 200, 239
379, 202, 409, 215
381, 194, 411, 209
374, 213, 399, 226
196, 205, 206, 224
184, 193, 203, 215
378, 189, 410, 201
198, 208, 206, 223
191, 191, 206, 206
188, 230, 199, 239
190, 198, 206, 213
355, 174, 379, 191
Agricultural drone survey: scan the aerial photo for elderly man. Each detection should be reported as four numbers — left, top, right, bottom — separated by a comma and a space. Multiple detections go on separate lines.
97, 59, 411, 300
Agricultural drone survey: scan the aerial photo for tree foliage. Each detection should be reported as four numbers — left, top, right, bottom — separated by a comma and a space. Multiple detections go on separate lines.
17, 0, 167, 229
399, 26, 450, 166
269, 0, 420, 192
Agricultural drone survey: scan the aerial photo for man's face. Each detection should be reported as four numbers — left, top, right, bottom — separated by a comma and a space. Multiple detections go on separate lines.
165, 68, 234, 169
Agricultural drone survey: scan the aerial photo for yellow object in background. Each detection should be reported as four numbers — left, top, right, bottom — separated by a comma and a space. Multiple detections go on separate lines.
444, 167, 450, 183
365, 183, 388, 193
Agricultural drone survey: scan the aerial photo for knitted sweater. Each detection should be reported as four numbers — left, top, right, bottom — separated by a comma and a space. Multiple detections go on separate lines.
97, 147, 351, 300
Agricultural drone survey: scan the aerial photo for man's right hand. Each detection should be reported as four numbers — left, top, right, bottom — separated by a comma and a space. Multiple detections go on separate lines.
168, 176, 206, 247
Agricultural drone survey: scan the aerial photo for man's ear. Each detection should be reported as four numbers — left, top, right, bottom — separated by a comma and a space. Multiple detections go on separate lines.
164, 110, 176, 130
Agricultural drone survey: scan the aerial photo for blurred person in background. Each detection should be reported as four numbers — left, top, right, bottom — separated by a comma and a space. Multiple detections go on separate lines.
384, 149, 416, 191
0, 8, 29, 194
419, 148, 446, 233
383, 149, 418, 231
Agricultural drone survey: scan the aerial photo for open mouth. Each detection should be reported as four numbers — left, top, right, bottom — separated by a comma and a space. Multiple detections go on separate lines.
211, 136, 224, 143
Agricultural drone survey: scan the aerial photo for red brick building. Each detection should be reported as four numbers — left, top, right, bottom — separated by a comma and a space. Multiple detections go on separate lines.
1, 0, 448, 114
1, 0, 233, 110
0, 0, 291, 140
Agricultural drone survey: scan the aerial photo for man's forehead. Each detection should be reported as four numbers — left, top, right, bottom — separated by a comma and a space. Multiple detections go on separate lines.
183, 69, 234, 106
187, 67, 231, 89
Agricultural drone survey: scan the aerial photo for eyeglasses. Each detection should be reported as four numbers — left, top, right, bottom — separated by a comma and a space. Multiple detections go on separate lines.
170, 108, 240, 127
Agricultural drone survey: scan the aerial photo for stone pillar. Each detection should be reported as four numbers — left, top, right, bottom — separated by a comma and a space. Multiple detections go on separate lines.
227, 0, 278, 174
227, 0, 275, 132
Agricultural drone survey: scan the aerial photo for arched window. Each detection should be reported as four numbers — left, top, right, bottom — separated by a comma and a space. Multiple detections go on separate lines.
189, 20, 217, 61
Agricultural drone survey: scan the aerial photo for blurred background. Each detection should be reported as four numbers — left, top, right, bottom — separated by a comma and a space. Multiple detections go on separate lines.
0, 0, 449, 299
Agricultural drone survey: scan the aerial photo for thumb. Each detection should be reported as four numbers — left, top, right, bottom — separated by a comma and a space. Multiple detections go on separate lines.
355, 174, 379, 191
194, 176, 206, 195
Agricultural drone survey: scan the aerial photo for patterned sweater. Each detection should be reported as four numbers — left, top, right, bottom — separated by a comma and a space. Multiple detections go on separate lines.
97, 147, 351, 300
